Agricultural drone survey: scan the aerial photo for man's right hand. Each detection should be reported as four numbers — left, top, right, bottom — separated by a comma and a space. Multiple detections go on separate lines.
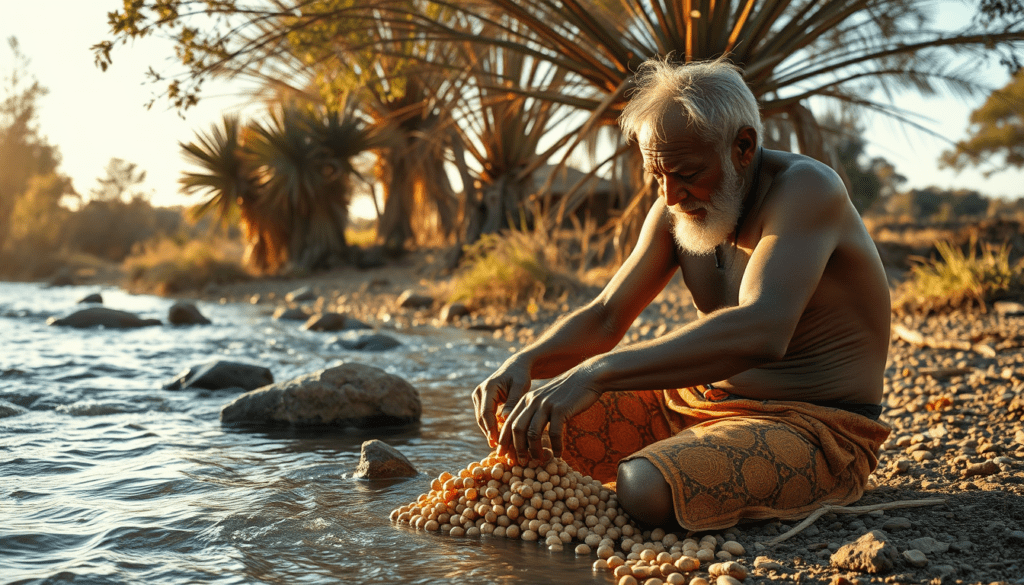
473, 358, 532, 449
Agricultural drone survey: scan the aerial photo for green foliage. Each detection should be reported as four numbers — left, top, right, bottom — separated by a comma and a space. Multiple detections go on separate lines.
896, 239, 1024, 314
450, 231, 579, 308
941, 70, 1024, 176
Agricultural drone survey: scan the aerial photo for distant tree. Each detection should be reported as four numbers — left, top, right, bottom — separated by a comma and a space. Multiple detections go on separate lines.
91, 158, 149, 202
941, 70, 1024, 177
821, 111, 906, 213
0, 37, 74, 251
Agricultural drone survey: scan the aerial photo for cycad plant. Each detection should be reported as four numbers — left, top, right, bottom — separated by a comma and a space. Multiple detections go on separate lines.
179, 101, 387, 272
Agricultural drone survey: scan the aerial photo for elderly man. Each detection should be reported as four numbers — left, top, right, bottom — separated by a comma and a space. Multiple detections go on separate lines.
472, 58, 892, 531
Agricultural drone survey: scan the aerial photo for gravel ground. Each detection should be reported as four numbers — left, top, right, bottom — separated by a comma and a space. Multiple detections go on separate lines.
200, 252, 1024, 585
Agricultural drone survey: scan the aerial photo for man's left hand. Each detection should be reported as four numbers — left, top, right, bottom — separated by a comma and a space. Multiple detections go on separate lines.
497, 363, 602, 464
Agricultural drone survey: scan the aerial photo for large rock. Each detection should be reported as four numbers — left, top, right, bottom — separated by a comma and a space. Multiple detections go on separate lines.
354, 439, 418, 479
830, 530, 898, 574
47, 307, 161, 329
168, 301, 211, 325
220, 363, 421, 428
164, 360, 273, 391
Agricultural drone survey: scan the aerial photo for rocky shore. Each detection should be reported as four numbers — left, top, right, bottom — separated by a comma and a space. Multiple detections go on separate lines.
50, 246, 1024, 584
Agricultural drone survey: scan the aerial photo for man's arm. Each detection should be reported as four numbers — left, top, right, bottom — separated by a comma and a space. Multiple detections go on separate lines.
588, 162, 847, 392
473, 199, 679, 444
501, 163, 851, 461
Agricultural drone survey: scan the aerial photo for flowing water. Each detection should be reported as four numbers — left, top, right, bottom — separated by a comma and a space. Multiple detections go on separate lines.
0, 282, 608, 584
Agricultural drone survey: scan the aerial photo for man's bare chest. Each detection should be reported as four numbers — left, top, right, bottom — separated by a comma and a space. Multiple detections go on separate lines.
679, 244, 752, 314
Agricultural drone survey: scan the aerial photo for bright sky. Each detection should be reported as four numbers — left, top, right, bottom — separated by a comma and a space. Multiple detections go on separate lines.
2, 1, 1022, 210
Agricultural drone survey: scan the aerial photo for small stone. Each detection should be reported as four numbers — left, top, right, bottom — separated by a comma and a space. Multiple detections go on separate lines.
1008, 530, 1024, 543
396, 290, 434, 309
882, 517, 912, 531
912, 450, 933, 462
273, 306, 312, 321
77, 293, 103, 304
901, 549, 928, 568
168, 301, 211, 325
353, 439, 417, 479
164, 360, 273, 391
285, 286, 316, 302
963, 461, 1000, 477
994, 300, 1024, 315
439, 302, 470, 323
715, 577, 741, 585
907, 537, 948, 555
829, 576, 855, 585
753, 556, 783, 571
895, 460, 912, 473
721, 541, 745, 556
830, 530, 898, 574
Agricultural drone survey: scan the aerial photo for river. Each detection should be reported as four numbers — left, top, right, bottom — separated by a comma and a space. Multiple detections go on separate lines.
0, 282, 609, 584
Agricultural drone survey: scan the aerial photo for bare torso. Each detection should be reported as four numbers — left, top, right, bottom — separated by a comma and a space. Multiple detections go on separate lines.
677, 149, 890, 404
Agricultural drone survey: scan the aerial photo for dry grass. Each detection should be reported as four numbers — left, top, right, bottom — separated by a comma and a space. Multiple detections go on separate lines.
894, 239, 1024, 314
123, 237, 251, 295
448, 231, 581, 309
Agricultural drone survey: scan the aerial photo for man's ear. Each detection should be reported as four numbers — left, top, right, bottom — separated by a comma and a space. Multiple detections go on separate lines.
732, 126, 758, 168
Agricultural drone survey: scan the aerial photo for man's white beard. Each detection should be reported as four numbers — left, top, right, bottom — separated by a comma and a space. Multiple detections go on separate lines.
669, 152, 745, 256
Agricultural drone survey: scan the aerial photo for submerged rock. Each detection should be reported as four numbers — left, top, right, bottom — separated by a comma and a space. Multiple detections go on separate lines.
47, 307, 161, 329
303, 312, 349, 332
0, 399, 27, 418
830, 530, 898, 574
168, 301, 211, 325
77, 293, 103, 304
326, 333, 401, 351
354, 439, 418, 479
164, 360, 273, 391
273, 306, 312, 321
220, 363, 420, 428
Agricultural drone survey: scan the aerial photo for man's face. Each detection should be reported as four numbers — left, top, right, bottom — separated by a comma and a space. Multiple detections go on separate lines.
639, 113, 745, 256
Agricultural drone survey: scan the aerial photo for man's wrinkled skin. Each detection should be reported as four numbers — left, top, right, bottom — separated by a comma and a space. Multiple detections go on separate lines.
472, 108, 890, 523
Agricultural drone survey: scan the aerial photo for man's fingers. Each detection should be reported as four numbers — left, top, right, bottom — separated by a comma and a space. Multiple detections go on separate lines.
527, 404, 552, 462
547, 416, 565, 460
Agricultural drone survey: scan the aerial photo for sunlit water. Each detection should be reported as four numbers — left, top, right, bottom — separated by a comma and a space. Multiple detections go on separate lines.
0, 282, 609, 584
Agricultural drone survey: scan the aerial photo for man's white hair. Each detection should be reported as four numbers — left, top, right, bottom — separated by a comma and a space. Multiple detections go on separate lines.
619, 57, 764, 151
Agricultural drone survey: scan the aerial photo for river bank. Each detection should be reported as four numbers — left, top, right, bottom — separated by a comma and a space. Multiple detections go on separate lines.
18, 232, 1024, 583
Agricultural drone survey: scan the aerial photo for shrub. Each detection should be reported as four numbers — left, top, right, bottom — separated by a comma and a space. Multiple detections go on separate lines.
123, 237, 251, 295
449, 231, 579, 309
895, 239, 1024, 314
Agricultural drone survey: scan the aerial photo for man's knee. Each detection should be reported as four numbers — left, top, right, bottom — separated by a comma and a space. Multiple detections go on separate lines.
616, 458, 676, 528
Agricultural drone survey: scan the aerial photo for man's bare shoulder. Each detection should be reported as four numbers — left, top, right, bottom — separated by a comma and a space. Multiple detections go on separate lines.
761, 149, 849, 221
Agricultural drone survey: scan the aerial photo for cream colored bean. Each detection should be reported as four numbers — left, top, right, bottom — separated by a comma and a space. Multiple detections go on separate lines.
593, 559, 609, 571
575, 544, 592, 555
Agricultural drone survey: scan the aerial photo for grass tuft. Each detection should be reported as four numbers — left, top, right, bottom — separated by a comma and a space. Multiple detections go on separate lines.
895, 239, 1024, 314
124, 238, 251, 295
449, 231, 579, 309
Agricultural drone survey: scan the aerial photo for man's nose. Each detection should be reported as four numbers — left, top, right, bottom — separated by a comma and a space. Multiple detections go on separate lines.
662, 176, 688, 206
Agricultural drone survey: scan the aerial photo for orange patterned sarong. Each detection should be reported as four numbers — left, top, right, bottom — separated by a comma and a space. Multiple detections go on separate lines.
559, 386, 891, 531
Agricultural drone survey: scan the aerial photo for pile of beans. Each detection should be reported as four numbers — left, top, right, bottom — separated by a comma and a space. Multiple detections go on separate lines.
390, 453, 750, 585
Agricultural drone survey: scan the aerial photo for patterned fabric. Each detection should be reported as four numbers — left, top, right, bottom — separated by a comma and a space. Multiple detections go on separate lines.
559, 386, 891, 531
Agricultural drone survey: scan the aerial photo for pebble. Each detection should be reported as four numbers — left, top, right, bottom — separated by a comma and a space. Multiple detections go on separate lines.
902, 549, 928, 567
753, 556, 783, 571
720, 540, 745, 556
882, 517, 912, 531
964, 460, 1001, 477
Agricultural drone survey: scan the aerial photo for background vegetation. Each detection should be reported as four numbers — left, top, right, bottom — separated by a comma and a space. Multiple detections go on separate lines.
2, 2, 1023, 307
